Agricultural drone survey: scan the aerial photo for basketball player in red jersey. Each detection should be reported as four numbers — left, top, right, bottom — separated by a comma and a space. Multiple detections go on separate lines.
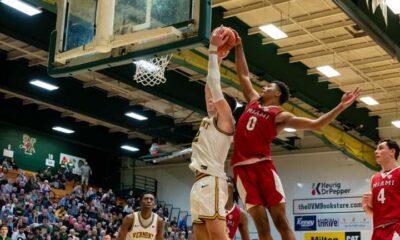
362, 139, 400, 240
225, 177, 250, 240
232, 32, 361, 240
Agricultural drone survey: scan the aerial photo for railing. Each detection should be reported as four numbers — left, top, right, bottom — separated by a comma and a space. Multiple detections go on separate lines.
118, 174, 157, 197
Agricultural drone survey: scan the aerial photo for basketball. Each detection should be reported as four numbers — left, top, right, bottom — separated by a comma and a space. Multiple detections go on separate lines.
214, 27, 237, 59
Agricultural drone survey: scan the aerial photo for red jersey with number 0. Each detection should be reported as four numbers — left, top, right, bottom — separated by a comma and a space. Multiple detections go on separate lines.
371, 166, 400, 227
226, 204, 240, 240
231, 100, 282, 167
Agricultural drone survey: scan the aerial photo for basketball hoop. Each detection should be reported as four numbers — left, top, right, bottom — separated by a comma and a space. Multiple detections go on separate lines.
133, 54, 172, 86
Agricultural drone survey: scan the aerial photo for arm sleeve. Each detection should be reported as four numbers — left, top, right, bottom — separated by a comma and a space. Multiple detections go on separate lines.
206, 44, 224, 102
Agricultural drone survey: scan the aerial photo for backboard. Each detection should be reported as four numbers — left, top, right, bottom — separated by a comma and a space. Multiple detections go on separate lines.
48, 0, 211, 77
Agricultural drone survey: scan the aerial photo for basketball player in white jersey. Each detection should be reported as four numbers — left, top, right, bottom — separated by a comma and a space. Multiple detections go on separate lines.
189, 27, 236, 240
117, 192, 164, 240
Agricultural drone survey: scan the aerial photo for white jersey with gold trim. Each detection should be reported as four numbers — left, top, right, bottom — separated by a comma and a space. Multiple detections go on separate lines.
127, 212, 158, 240
189, 116, 233, 179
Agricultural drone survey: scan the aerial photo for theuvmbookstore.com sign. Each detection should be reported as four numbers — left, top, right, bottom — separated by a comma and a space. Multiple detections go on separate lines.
293, 197, 363, 214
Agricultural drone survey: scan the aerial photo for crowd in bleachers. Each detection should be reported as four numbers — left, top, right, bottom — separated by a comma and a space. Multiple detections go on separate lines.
153, 203, 193, 240
0, 157, 192, 240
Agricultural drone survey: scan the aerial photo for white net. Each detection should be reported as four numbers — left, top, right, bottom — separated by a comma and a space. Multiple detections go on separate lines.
133, 54, 172, 86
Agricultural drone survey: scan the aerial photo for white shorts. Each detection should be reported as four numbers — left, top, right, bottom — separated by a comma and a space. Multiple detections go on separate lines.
190, 174, 228, 224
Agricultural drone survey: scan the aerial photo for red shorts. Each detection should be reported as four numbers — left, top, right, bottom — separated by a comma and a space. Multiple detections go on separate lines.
233, 160, 285, 209
372, 222, 400, 240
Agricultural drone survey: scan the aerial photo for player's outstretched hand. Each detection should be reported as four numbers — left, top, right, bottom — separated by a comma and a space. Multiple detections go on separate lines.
340, 87, 361, 108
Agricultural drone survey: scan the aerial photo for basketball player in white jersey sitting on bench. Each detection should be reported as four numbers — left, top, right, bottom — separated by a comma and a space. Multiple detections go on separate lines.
117, 192, 164, 240
189, 27, 236, 240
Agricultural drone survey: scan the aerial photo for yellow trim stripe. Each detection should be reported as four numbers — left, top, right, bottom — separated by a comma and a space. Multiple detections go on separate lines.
215, 176, 219, 215
198, 214, 226, 221
192, 220, 204, 224
195, 173, 210, 182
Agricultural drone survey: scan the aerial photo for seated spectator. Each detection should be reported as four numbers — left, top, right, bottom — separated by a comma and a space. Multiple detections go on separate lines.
101, 189, 114, 204
8, 158, 17, 171
40, 217, 53, 235
170, 217, 177, 228
157, 207, 164, 218
0, 225, 10, 240
25, 230, 34, 240
43, 167, 52, 181
163, 207, 169, 219
125, 190, 135, 205
16, 170, 27, 189
1, 158, 11, 174
72, 185, 83, 197
40, 180, 51, 193
1, 205, 12, 221
122, 204, 133, 215
85, 187, 95, 200
178, 215, 187, 231
11, 224, 26, 240
3, 180, 13, 195
5, 215, 14, 236
0, 172, 6, 185
58, 225, 68, 239
68, 229, 79, 240
24, 176, 39, 193
103, 235, 111, 240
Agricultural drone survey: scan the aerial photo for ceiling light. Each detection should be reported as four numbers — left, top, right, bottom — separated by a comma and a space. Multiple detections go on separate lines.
30, 80, 59, 91
391, 120, 400, 128
360, 96, 379, 106
284, 128, 296, 133
297, 182, 304, 188
316, 65, 341, 78
52, 126, 74, 134
1, 0, 42, 16
121, 145, 139, 152
259, 24, 288, 40
125, 112, 147, 121
387, 0, 400, 14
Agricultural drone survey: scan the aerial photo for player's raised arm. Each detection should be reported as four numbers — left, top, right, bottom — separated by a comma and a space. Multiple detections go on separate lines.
206, 27, 234, 132
277, 87, 361, 131
234, 32, 259, 103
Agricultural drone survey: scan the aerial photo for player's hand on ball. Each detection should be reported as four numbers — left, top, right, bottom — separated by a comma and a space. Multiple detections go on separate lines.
231, 29, 242, 46
210, 27, 228, 47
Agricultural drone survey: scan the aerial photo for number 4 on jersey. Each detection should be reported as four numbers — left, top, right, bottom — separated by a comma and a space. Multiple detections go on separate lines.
377, 188, 386, 204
